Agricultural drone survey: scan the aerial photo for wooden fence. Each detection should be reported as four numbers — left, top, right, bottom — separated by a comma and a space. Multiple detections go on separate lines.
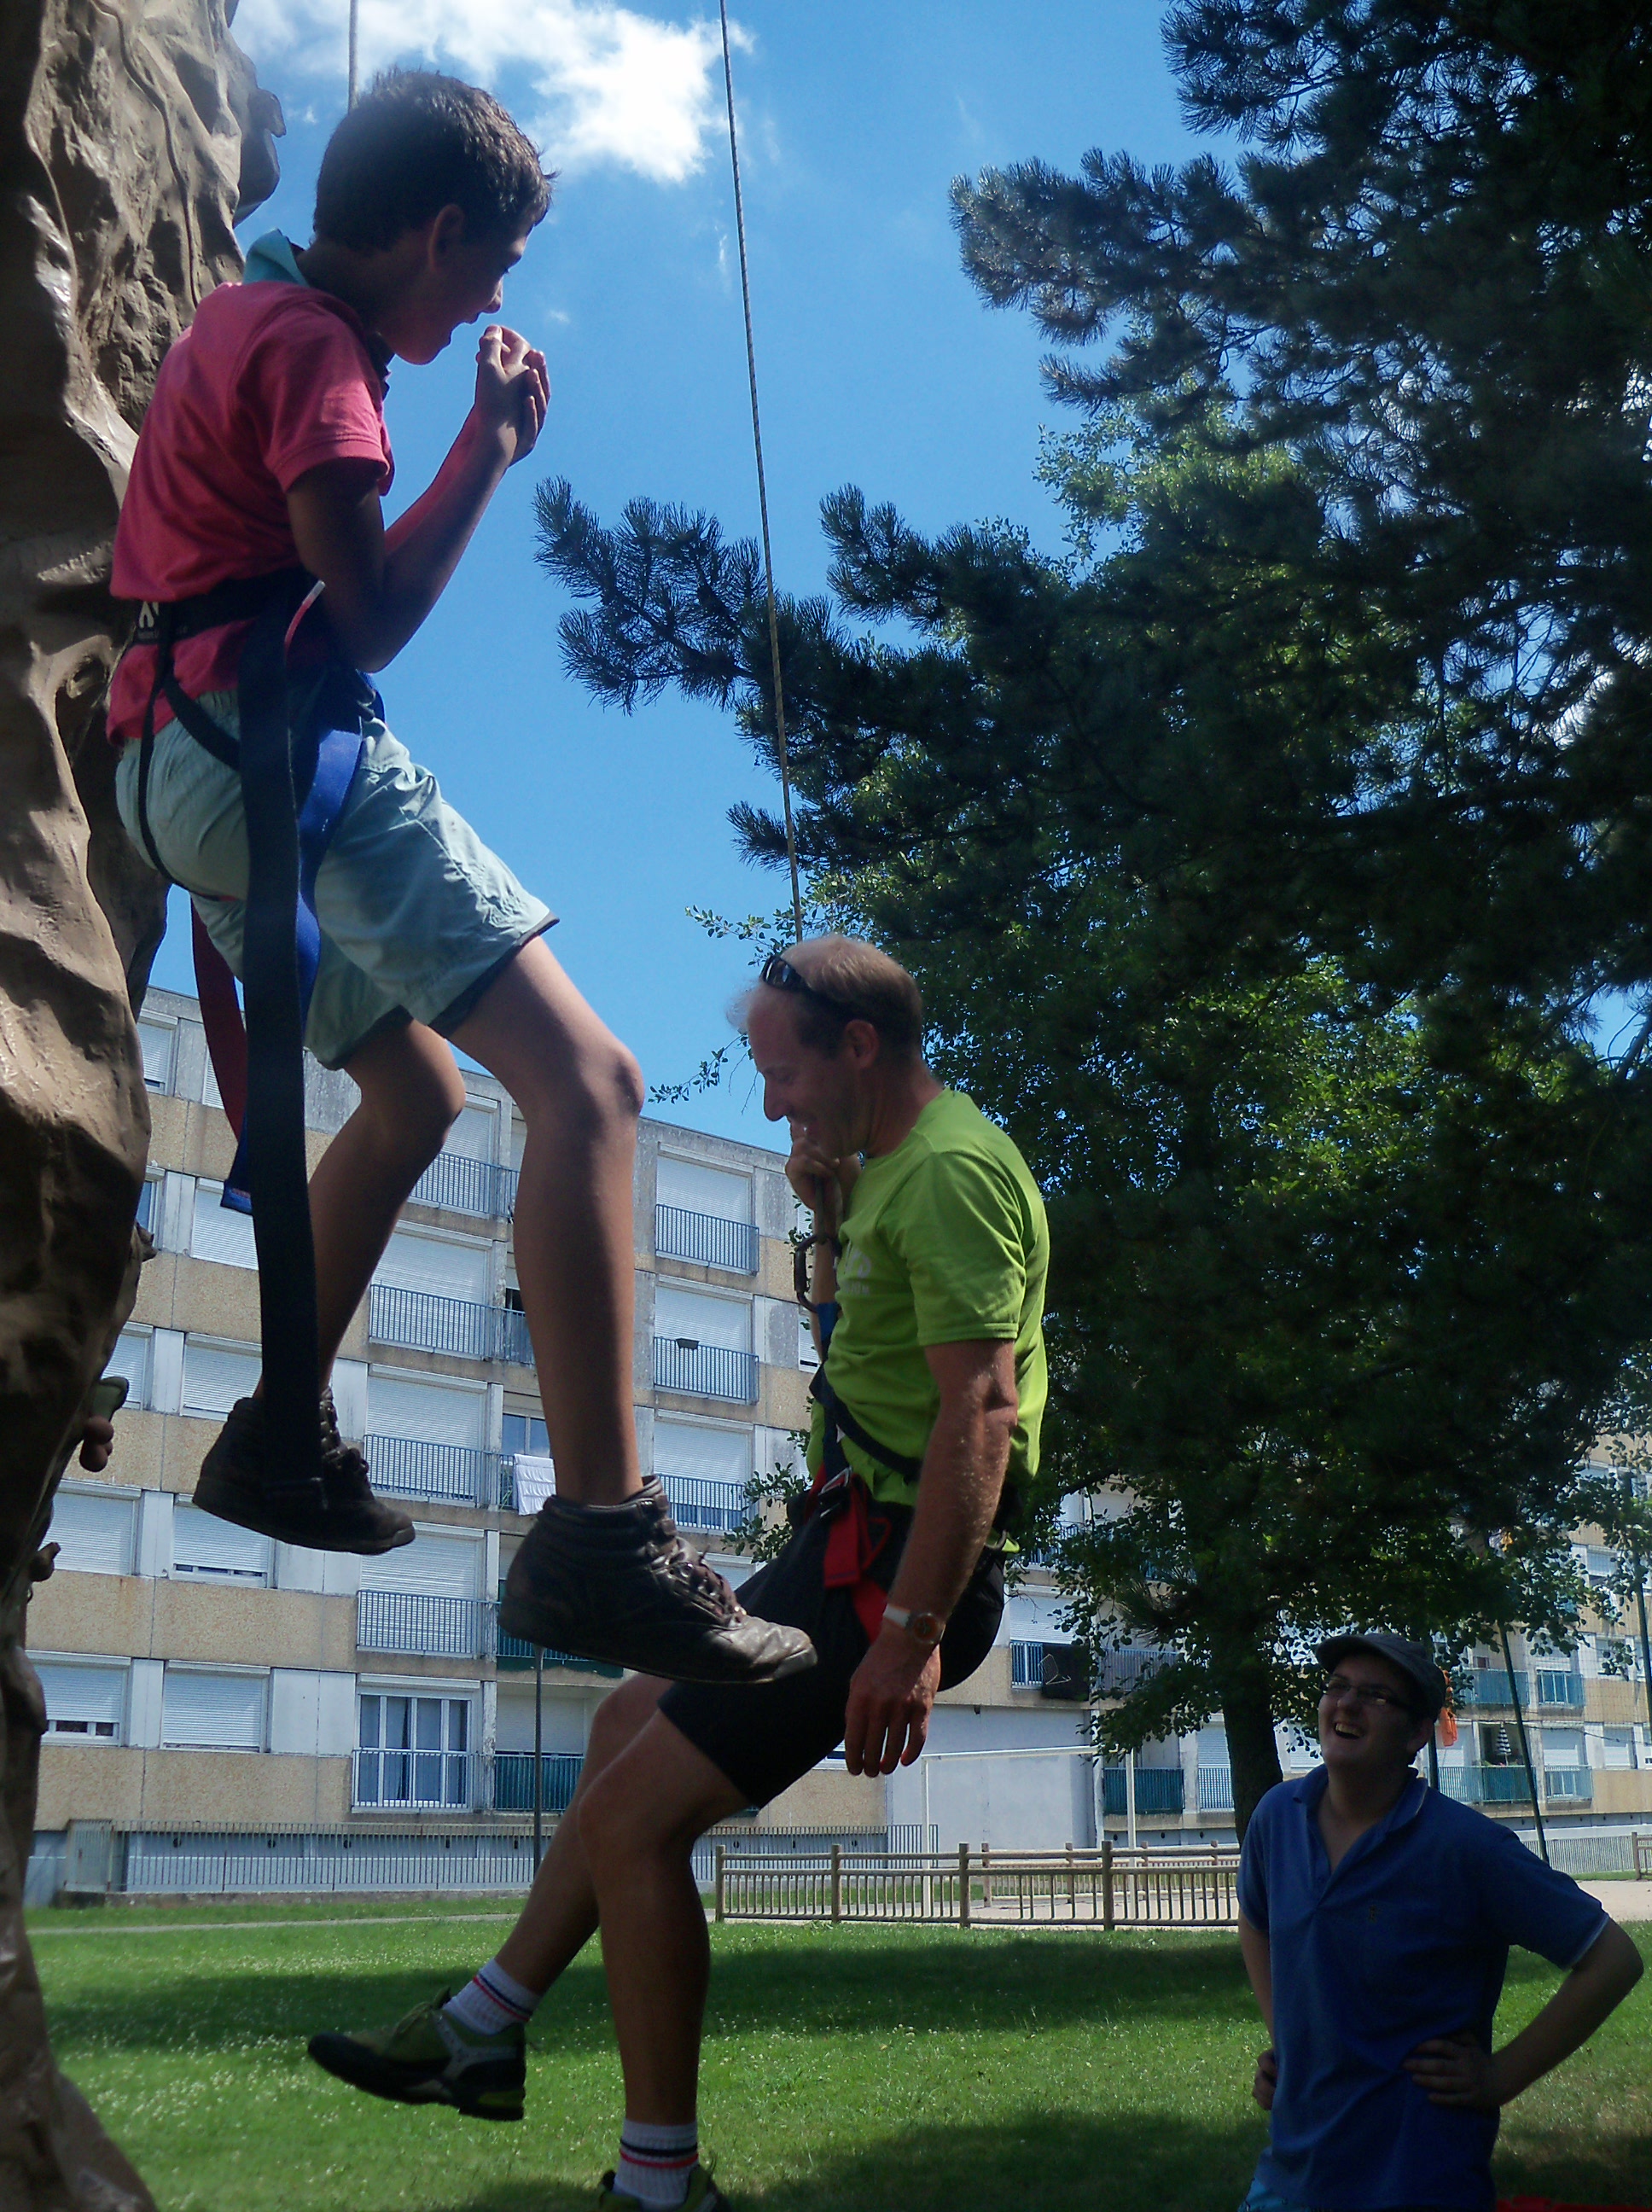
712, 1842, 1241, 1929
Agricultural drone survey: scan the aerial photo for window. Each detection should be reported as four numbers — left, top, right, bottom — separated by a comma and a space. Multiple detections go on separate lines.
374, 1228, 491, 1303
1603, 1726, 1637, 1771
137, 1017, 175, 1091
357, 1691, 473, 1806
798, 1311, 819, 1371
360, 1530, 482, 1599
654, 1287, 751, 1353
502, 1412, 550, 1458
189, 1182, 258, 1270
172, 1503, 270, 1584
1541, 1728, 1585, 1770
181, 1338, 260, 1417
37, 1661, 125, 1743
135, 1177, 159, 1236
160, 1668, 266, 1749
657, 1155, 752, 1223
103, 1328, 149, 1410
48, 1487, 137, 1577
446, 1102, 497, 1161
367, 1373, 486, 1450
654, 1421, 750, 1488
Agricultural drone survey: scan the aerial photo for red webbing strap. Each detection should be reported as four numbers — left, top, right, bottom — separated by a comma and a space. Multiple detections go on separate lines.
192, 902, 248, 1138
811, 1460, 891, 1644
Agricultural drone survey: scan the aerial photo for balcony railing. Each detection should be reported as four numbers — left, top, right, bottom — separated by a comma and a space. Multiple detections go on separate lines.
1456, 1670, 1530, 1709
406, 1153, 521, 1220
367, 1433, 503, 1509
492, 1751, 585, 1813
357, 1589, 490, 1659
1544, 1767, 1592, 1802
1534, 1669, 1585, 1709
495, 1597, 625, 1678
1197, 1766, 1234, 1812
1435, 1763, 1534, 1806
660, 1474, 748, 1534
352, 1746, 480, 1810
368, 1283, 534, 1368
654, 1204, 759, 1274
1009, 1641, 1048, 1687
1102, 1767, 1186, 1815
652, 1337, 759, 1403
1095, 1649, 1172, 1697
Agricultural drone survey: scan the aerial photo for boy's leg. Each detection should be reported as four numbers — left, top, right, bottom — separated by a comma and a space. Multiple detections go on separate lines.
451, 938, 813, 1684
195, 1019, 465, 1553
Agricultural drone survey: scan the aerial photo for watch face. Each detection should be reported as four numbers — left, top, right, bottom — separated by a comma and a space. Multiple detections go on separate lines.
908, 1610, 945, 1644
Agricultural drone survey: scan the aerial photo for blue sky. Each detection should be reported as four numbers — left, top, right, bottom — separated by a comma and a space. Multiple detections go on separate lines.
148, 3, 1199, 1142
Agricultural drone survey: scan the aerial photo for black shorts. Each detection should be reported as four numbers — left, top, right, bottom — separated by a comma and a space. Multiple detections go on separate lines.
659, 1494, 1005, 1808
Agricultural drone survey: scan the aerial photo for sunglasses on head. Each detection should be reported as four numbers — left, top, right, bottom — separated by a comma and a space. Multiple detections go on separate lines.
759, 952, 851, 1011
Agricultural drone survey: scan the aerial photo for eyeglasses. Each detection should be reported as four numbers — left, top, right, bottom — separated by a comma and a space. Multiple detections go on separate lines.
1321, 1675, 1416, 1714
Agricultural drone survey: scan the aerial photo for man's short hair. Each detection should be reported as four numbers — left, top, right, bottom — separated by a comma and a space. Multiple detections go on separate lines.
740, 935, 925, 1062
313, 71, 553, 253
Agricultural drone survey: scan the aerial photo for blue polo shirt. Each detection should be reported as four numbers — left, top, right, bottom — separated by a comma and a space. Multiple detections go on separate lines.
1238, 1767, 1606, 2210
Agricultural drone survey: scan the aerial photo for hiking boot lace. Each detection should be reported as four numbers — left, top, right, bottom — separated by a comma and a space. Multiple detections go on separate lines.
667, 1540, 742, 1625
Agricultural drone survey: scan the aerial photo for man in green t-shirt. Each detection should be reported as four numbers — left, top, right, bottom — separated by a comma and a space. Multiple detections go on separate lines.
307, 937, 1048, 2211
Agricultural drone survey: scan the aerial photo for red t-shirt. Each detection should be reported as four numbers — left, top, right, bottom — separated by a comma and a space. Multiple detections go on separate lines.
108, 269, 393, 743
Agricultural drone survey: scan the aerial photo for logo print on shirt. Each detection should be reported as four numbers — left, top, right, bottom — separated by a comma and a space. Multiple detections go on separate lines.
840, 1240, 873, 1295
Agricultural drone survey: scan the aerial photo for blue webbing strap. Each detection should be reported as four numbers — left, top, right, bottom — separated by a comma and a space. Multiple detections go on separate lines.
232, 608, 366, 1499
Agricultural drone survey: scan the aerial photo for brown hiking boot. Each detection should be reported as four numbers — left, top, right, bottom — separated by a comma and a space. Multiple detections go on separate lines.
499, 1477, 815, 1684
194, 1390, 415, 1555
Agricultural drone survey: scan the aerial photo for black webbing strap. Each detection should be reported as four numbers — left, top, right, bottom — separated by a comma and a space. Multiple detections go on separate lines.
809, 1364, 1023, 1529
235, 600, 325, 1502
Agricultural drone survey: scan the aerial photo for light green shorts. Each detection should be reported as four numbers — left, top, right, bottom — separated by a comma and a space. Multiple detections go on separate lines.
116, 694, 555, 1069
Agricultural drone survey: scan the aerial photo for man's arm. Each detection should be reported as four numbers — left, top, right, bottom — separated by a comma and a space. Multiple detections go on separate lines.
286, 324, 547, 671
1404, 1918, 1643, 2110
1237, 1909, 1279, 2110
841, 1336, 1016, 1778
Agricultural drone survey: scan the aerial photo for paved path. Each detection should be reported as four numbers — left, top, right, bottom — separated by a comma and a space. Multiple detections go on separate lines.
1581, 1878, 1652, 1919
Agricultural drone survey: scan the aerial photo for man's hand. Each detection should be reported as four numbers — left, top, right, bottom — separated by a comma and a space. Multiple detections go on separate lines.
842, 1626, 941, 1775
473, 324, 548, 465
784, 1135, 858, 1234
1252, 2048, 1277, 2110
1403, 2031, 1503, 2110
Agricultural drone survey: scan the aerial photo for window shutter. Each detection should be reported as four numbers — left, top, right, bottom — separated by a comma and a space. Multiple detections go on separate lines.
189, 1183, 259, 1270
172, 1504, 270, 1581
654, 1422, 751, 1487
161, 1669, 265, 1749
366, 1374, 486, 1448
49, 1490, 136, 1576
360, 1531, 482, 1599
181, 1340, 261, 1417
38, 1662, 126, 1737
375, 1229, 491, 1303
656, 1156, 752, 1222
654, 1286, 751, 1353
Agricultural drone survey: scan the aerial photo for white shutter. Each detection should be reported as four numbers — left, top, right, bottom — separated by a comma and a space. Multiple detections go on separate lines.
1603, 1727, 1636, 1770
366, 1373, 486, 1448
1542, 1728, 1585, 1768
38, 1662, 126, 1739
137, 1018, 174, 1091
189, 1183, 259, 1270
161, 1668, 265, 1749
104, 1328, 150, 1409
172, 1504, 270, 1582
375, 1229, 490, 1302
654, 1286, 750, 1353
654, 1422, 751, 1487
657, 1156, 752, 1222
181, 1339, 260, 1416
360, 1530, 482, 1599
445, 1103, 497, 1161
49, 1489, 137, 1576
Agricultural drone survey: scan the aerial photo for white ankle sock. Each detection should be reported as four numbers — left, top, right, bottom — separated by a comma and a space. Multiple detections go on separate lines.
442, 1957, 540, 2038
614, 2117, 698, 2206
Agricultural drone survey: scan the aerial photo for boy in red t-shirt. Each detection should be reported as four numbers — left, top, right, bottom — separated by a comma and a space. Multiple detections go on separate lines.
110, 71, 811, 1686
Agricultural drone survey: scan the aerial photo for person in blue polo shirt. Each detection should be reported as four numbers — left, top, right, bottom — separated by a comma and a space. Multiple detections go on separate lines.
1236, 1632, 1643, 2212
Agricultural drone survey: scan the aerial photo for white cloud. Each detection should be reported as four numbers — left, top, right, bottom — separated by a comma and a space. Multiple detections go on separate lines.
234, 0, 746, 185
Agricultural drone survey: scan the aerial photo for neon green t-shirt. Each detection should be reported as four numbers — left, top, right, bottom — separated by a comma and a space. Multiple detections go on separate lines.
806, 1089, 1049, 1507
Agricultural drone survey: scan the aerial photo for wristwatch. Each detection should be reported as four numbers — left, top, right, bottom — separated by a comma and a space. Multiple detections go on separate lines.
882, 1602, 945, 1648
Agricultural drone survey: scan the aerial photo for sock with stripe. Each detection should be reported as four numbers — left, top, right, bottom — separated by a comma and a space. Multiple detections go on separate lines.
613, 2116, 698, 2206
441, 1957, 540, 2039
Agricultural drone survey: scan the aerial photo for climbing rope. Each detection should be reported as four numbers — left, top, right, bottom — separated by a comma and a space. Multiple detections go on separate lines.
718, 1, 806, 946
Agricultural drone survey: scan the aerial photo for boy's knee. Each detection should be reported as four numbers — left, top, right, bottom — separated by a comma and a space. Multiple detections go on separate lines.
521, 1033, 644, 1137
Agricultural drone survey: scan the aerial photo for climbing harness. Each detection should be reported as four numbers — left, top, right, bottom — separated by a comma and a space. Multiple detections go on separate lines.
718, 0, 804, 946
131, 570, 376, 1499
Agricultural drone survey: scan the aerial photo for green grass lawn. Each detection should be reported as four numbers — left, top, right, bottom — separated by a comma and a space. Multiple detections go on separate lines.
26, 1901, 1652, 2212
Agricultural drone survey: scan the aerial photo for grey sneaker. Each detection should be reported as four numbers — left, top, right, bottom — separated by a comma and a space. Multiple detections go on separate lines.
308, 1991, 524, 2120
195, 1390, 414, 1556
500, 1478, 815, 1685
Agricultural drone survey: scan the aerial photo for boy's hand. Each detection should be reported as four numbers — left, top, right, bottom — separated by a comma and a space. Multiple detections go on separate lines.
1403, 2031, 1503, 2110
1252, 2047, 1277, 2110
474, 325, 549, 465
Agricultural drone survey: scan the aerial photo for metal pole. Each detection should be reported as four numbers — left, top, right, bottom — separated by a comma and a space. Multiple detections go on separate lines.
1125, 1745, 1138, 1852
1624, 1473, 1652, 1760
347, 0, 359, 109
1427, 1731, 1440, 1790
1499, 1621, 1550, 1866
532, 1647, 544, 1873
